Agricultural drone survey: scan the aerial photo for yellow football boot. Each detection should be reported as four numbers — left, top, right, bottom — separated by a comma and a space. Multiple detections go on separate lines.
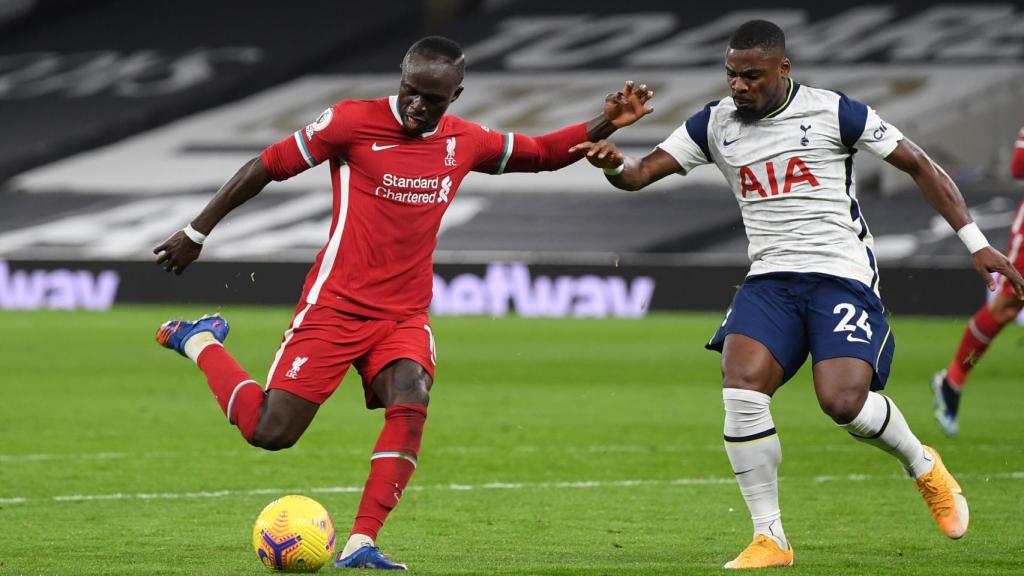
915, 445, 969, 539
724, 534, 794, 569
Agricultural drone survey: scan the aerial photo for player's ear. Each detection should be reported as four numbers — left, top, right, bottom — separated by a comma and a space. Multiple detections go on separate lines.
450, 85, 464, 103
780, 57, 791, 77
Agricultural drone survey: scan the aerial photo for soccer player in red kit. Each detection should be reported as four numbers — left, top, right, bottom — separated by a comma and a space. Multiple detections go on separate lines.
153, 36, 654, 570
931, 123, 1024, 436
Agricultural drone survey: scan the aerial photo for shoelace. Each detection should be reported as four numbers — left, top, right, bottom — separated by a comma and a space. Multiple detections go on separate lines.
737, 537, 776, 561
917, 472, 953, 517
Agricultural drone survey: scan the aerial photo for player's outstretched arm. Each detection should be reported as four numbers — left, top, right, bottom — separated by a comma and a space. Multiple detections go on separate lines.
885, 138, 1024, 298
495, 81, 653, 174
153, 157, 272, 275
569, 140, 682, 192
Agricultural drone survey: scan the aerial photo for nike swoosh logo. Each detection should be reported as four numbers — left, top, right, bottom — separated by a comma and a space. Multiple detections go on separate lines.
847, 334, 870, 344
371, 143, 399, 151
723, 137, 741, 146
734, 468, 756, 476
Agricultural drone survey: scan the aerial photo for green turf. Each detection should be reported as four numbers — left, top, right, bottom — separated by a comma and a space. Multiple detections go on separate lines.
1, 306, 1022, 575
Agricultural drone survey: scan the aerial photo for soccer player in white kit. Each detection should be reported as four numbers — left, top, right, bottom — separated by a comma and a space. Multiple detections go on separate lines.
571, 20, 1024, 569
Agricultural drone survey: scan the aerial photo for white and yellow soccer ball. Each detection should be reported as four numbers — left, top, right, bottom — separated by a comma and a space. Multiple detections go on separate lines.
252, 495, 336, 572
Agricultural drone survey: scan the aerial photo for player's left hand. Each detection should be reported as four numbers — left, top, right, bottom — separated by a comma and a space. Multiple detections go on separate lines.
604, 81, 654, 128
972, 246, 1024, 298
153, 230, 203, 275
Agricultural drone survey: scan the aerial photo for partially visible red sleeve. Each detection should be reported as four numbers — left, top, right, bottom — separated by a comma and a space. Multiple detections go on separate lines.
502, 123, 588, 173
1012, 127, 1024, 180
472, 122, 588, 175
261, 102, 350, 181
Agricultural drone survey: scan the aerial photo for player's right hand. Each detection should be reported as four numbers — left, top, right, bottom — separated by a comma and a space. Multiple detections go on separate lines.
153, 230, 203, 275
604, 80, 654, 129
972, 246, 1024, 299
569, 140, 625, 171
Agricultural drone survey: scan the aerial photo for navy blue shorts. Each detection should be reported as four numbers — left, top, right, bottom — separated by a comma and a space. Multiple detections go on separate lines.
706, 272, 895, 389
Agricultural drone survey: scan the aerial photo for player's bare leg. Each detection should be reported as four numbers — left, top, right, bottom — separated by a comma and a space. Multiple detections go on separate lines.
337, 359, 431, 571
720, 334, 794, 569
249, 390, 319, 450
933, 291, 1023, 436
816, 358, 968, 539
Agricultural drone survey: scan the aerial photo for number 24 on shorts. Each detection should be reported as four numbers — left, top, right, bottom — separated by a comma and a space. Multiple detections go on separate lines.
833, 302, 872, 343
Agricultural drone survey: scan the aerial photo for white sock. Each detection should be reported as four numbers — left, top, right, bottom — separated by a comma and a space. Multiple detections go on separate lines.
183, 332, 220, 364
341, 533, 374, 559
723, 388, 788, 550
841, 392, 935, 478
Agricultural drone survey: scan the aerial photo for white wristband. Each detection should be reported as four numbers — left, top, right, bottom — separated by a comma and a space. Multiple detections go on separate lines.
602, 163, 625, 176
956, 222, 989, 254
182, 224, 207, 245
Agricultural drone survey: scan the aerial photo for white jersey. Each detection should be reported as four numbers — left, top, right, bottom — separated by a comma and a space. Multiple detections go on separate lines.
657, 79, 903, 295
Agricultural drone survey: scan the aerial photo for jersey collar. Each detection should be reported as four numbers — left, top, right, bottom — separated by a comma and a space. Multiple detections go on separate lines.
389, 95, 441, 138
762, 78, 800, 120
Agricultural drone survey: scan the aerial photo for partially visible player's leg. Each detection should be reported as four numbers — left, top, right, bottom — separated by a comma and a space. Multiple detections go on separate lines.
935, 202, 1024, 434
156, 313, 268, 441
719, 334, 793, 569
708, 276, 808, 569
806, 276, 967, 539
249, 389, 319, 450
157, 304, 364, 447
934, 291, 1023, 436
814, 358, 933, 477
817, 358, 968, 538
337, 315, 435, 571
350, 359, 431, 540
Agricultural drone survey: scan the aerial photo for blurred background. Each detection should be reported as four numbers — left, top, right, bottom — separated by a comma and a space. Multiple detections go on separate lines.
1, 0, 1023, 316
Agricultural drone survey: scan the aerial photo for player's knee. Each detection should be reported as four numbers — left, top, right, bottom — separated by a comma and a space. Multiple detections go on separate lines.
249, 427, 299, 452
722, 369, 769, 393
990, 298, 1023, 324
817, 393, 862, 424
386, 362, 432, 406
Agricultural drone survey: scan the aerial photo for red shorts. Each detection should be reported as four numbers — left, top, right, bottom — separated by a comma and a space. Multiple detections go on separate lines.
998, 200, 1024, 297
265, 303, 436, 407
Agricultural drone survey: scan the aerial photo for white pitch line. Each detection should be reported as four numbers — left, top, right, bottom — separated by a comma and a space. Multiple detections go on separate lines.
3, 472, 1022, 507
3, 442, 1018, 464
4, 440, 1019, 463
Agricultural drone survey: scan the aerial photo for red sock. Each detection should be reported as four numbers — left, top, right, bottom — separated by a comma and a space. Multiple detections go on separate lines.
196, 344, 265, 441
351, 404, 428, 540
946, 305, 1006, 387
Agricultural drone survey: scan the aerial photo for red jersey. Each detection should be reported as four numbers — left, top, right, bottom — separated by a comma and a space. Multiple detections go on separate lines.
1013, 124, 1024, 180
261, 96, 587, 320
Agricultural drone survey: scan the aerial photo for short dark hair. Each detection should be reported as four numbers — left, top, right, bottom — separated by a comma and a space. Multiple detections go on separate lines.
403, 36, 465, 82
728, 20, 786, 54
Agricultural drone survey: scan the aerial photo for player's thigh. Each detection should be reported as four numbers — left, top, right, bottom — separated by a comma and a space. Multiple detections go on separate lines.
811, 356, 874, 423
255, 388, 321, 447
806, 276, 894, 392
356, 312, 436, 409
989, 290, 1024, 324
370, 359, 434, 407
707, 274, 810, 386
721, 334, 786, 395
266, 304, 391, 405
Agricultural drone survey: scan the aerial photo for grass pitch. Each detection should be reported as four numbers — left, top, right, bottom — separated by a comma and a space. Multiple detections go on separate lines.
1, 306, 1022, 575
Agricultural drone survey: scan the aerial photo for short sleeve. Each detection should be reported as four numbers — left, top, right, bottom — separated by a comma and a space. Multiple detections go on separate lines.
261, 102, 351, 181
657, 101, 717, 174
837, 93, 903, 158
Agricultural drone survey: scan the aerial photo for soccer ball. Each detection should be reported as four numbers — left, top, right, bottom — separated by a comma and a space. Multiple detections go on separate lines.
252, 494, 336, 572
